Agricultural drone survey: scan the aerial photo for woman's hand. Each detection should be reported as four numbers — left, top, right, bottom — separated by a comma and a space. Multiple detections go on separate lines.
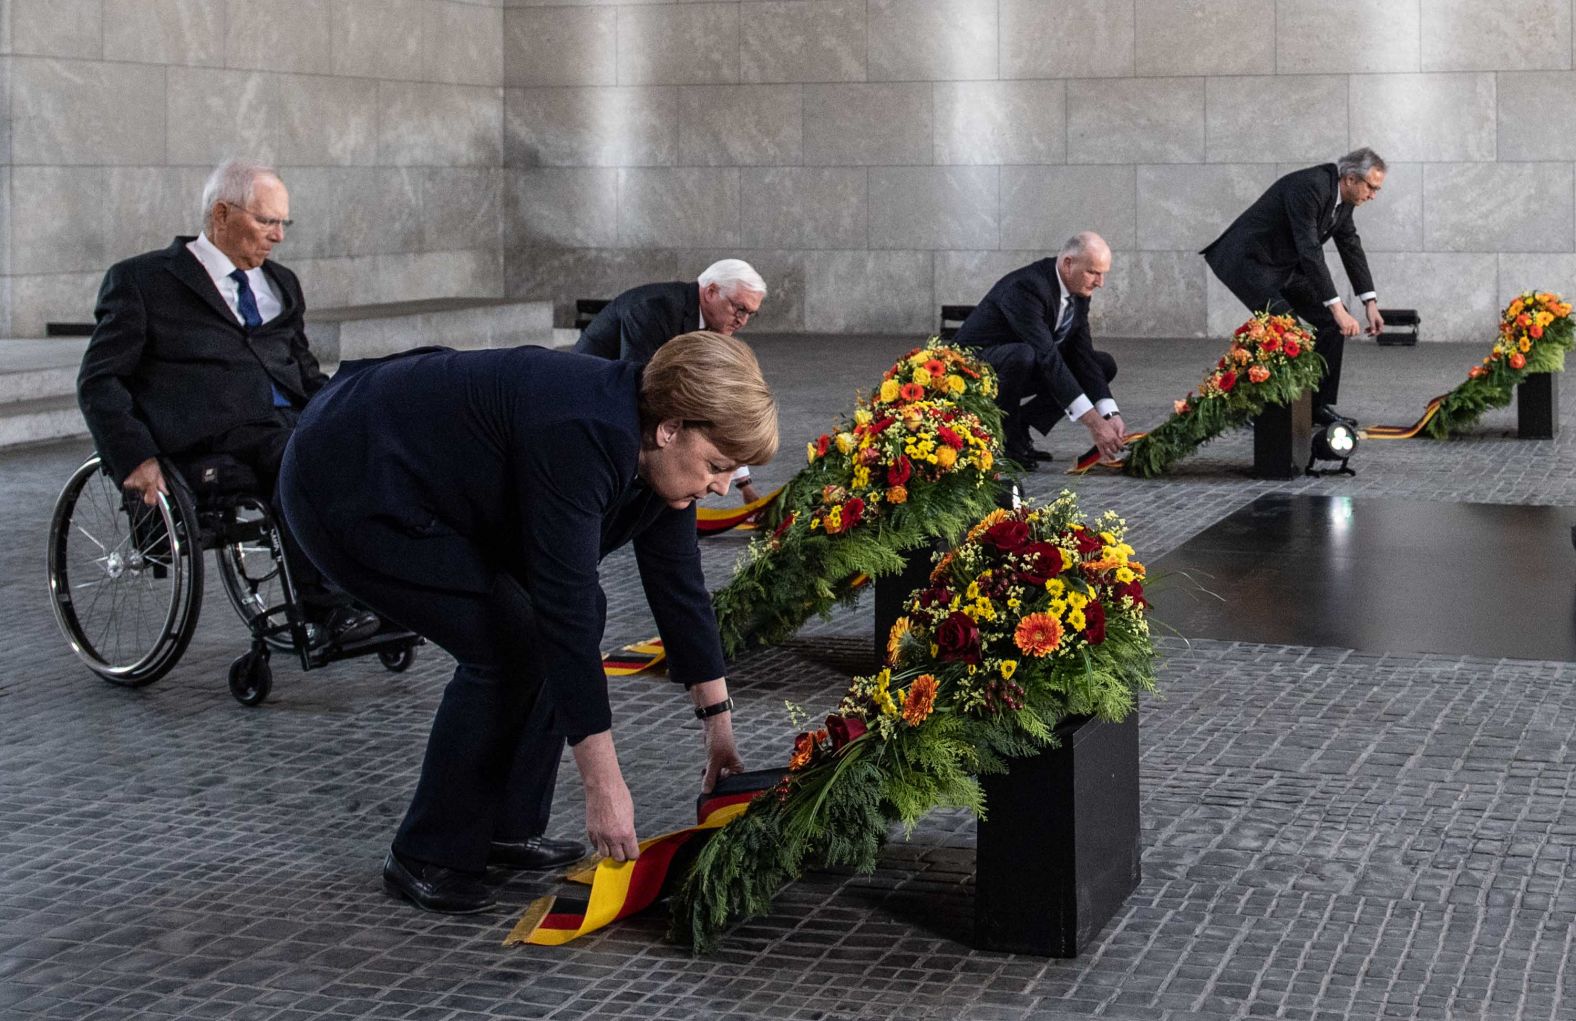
572, 730, 640, 861
691, 677, 745, 793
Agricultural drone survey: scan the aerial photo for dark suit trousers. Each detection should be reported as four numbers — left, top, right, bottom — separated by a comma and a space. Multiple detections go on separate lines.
1207, 258, 1346, 409
181, 409, 347, 612
279, 472, 565, 873
981, 343, 1118, 442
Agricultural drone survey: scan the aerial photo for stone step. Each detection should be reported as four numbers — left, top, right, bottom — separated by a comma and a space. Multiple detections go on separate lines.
306, 298, 555, 362
0, 338, 88, 406
0, 393, 89, 449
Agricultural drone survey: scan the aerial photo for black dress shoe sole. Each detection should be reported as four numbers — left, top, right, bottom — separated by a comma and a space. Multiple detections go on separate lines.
382, 876, 496, 914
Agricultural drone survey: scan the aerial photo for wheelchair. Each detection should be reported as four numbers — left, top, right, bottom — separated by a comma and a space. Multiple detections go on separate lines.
47, 452, 422, 706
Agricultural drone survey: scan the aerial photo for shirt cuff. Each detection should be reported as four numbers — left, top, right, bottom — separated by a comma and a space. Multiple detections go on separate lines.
1323, 296, 1343, 307
1064, 394, 1094, 422
1094, 398, 1120, 418
1356, 291, 1377, 304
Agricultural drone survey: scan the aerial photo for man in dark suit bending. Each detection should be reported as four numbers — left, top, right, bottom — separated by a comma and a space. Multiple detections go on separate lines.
954, 232, 1126, 470
575, 259, 768, 500
77, 157, 377, 646
1203, 147, 1387, 425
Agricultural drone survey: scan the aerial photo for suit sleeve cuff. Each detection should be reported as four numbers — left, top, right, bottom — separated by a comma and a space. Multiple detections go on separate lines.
1357, 292, 1377, 304
1064, 395, 1094, 422
1095, 398, 1119, 418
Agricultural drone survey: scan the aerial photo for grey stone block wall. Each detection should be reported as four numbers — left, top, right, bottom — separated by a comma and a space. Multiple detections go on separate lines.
500, 0, 1576, 342
0, 0, 506, 337
6, 0, 1575, 342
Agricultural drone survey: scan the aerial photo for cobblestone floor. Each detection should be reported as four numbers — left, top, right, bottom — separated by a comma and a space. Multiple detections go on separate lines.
4, 333, 1576, 1020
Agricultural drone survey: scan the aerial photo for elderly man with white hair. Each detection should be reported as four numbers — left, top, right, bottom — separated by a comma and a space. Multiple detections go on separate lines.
575, 259, 769, 501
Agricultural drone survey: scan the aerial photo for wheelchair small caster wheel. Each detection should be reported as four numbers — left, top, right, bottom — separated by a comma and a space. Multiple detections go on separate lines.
229, 648, 272, 706
379, 644, 417, 673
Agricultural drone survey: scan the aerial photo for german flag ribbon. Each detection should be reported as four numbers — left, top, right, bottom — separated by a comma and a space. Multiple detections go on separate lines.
1066, 432, 1148, 475
1360, 396, 1446, 440
601, 637, 665, 677
503, 770, 780, 948
696, 487, 783, 536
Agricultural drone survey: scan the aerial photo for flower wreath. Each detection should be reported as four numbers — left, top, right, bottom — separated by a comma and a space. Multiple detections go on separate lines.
1120, 311, 1326, 478
1417, 291, 1575, 439
713, 342, 1004, 657
674, 492, 1159, 952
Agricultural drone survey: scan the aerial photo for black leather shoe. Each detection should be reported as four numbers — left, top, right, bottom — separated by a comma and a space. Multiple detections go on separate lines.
382, 851, 495, 913
323, 607, 380, 646
488, 836, 588, 870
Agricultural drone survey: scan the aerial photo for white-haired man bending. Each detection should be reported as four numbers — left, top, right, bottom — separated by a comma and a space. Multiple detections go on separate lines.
574, 259, 769, 501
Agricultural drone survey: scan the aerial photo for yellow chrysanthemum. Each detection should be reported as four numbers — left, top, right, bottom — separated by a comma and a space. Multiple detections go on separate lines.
936, 446, 958, 469
852, 465, 870, 489
1000, 659, 1017, 680
1068, 609, 1086, 631
1115, 566, 1136, 583
1066, 590, 1088, 610
1045, 578, 1066, 597
835, 432, 855, 454
855, 408, 873, 426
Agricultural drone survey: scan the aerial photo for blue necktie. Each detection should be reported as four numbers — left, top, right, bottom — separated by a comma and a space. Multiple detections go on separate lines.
1054, 300, 1076, 344
230, 268, 290, 409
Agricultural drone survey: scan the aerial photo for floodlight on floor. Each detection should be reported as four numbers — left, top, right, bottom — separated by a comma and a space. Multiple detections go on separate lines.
1306, 419, 1358, 477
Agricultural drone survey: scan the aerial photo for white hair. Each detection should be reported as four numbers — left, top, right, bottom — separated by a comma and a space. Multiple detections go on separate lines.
697, 259, 767, 299
1059, 230, 1108, 260
200, 158, 281, 230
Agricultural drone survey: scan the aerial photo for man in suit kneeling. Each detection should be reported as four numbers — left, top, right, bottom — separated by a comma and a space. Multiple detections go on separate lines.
77, 157, 378, 647
1203, 147, 1387, 427
954, 232, 1126, 471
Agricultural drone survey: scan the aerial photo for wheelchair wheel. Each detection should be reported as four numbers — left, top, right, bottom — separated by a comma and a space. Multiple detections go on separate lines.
378, 643, 418, 673
228, 647, 272, 706
48, 455, 203, 687
215, 506, 292, 651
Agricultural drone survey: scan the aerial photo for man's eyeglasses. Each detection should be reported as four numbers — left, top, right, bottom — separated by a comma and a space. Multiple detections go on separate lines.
232, 205, 294, 230
728, 299, 759, 320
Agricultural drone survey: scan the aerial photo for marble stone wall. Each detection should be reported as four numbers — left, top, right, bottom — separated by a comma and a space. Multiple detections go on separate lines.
1, 0, 504, 337
501, 0, 1576, 342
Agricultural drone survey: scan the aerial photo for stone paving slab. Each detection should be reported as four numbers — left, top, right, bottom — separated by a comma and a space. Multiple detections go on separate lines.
4, 333, 1576, 1020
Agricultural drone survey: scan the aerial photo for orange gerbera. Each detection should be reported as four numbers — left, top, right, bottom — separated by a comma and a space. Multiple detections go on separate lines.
901, 674, 938, 726
885, 616, 911, 665
1014, 612, 1063, 656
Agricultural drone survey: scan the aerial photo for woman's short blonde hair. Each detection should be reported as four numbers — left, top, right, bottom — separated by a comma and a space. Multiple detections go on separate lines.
641, 331, 779, 466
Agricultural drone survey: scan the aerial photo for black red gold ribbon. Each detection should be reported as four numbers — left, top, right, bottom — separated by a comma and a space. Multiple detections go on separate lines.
1065, 432, 1148, 475
1359, 396, 1446, 440
504, 771, 779, 947
601, 638, 665, 677
696, 487, 783, 535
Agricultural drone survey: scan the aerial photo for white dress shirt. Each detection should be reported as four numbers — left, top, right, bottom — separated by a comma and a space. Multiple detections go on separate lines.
1054, 267, 1119, 423
187, 233, 283, 326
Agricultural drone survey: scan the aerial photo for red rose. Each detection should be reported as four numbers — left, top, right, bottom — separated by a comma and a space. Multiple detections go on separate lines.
1114, 580, 1146, 607
816, 434, 831, 456
1284, 339, 1301, 358
984, 519, 1032, 555
1018, 542, 1065, 585
1082, 600, 1107, 644
844, 496, 866, 528
888, 455, 913, 486
825, 714, 867, 751
1233, 322, 1250, 336
1261, 335, 1281, 352
871, 416, 895, 434
935, 611, 982, 663
936, 426, 965, 450
1218, 370, 1237, 392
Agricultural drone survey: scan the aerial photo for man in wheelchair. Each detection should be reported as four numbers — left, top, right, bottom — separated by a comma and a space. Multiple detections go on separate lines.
76, 157, 379, 648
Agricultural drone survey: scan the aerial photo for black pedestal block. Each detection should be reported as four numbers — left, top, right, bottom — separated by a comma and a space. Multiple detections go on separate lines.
1518, 372, 1558, 440
974, 713, 1141, 957
1252, 391, 1312, 478
873, 542, 939, 666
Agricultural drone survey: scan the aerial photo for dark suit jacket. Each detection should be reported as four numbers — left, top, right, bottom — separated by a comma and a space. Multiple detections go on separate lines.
572, 281, 699, 364
952, 258, 1111, 413
1202, 163, 1375, 301
282, 345, 726, 740
77, 236, 327, 483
